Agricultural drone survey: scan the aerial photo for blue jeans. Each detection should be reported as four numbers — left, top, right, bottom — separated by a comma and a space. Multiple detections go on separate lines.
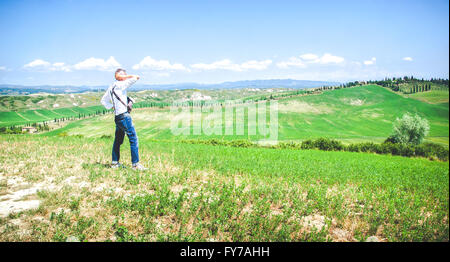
112, 112, 139, 164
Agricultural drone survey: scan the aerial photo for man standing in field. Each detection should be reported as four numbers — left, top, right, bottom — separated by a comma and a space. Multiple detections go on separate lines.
101, 68, 147, 170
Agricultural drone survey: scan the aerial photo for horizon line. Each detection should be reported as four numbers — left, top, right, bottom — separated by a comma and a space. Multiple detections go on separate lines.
1, 76, 448, 88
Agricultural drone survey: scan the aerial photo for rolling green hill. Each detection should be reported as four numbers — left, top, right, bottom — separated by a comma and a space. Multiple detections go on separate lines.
0, 87, 294, 112
405, 90, 449, 104
0, 105, 106, 127
0, 87, 295, 128
277, 85, 448, 144
43, 85, 449, 145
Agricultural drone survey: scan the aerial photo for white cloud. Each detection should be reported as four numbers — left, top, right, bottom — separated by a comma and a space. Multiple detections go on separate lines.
276, 57, 306, 69
191, 59, 272, 72
24, 59, 51, 69
132, 56, 188, 71
191, 59, 240, 71
277, 53, 345, 69
319, 53, 345, 64
24, 57, 121, 72
299, 53, 320, 63
24, 59, 72, 72
50, 62, 71, 72
73, 56, 121, 71
363, 57, 376, 65
403, 57, 413, 61
240, 60, 272, 70
0, 66, 6, 71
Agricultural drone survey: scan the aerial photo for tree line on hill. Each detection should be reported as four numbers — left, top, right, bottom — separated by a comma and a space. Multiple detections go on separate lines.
344, 76, 449, 94
0, 110, 110, 134
0, 101, 171, 134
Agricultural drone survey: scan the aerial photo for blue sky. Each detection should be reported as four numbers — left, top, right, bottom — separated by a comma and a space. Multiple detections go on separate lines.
0, 0, 448, 86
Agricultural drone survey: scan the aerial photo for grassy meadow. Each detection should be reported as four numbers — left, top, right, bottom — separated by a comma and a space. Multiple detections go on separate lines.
43, 85, 449, 145
0, 84, 448, 242
0, 105, 106, 128
0, 87, 292, 127
0, 135, 448, 241
405, 90, 450, 105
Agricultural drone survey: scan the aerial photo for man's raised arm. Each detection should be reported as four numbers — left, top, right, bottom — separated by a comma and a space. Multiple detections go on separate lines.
121, 74, 140, 89
125, 75, 140, 80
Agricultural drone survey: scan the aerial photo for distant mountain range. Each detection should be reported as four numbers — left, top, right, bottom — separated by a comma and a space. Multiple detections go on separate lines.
0, 79, 341, 95
0, 85, 103, 95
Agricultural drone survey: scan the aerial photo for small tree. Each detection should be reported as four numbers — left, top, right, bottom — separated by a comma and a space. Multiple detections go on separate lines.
391, 113, 430, 145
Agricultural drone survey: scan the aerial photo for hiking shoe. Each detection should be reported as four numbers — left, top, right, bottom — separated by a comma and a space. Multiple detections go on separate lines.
132, 163, 148, 171
111, 162, 126, 169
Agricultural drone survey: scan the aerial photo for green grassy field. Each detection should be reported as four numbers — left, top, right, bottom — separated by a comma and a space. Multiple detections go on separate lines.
405, 90, 449, 104
0, 135, 448, 241
0, 105, 106, 128
0, 87, 294, 128
0, 87, 292, 112
43, 85, 449, 145
276, 85, 448, 144
1, 84, 448, 242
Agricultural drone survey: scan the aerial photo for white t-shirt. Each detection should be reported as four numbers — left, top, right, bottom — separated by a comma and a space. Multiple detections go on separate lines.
101, 76, 138, 115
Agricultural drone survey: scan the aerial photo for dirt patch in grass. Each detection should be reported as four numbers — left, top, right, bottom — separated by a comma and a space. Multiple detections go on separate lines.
341, 98, 366, 106
329, 228, 355, 242
277, 101, 333, 114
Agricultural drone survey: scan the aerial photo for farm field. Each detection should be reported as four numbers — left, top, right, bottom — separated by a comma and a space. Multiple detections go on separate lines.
0, 134, 448, 242
43, 85, 449, 145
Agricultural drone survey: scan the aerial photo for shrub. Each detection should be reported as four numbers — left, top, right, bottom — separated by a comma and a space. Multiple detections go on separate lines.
329, 139, 344, 151
389, 143, 403, 156
382, 143, 414, 157
390, 113, 430, 145
307, 138, 345, 151
400, 144, 415, 157
359, 142, 377, 153
417, 142, 449, 161
374, 143, 390, 154
313, 138, 334, 151
313, 138, 329, 150
229, 139, 254, 148
179, 137, 448, 161
301, 140, 314, 149
414, 143, 432, 158
380, 142, 395, 155
436, 147, 449, 161
208, 138, 221, 146
384, 135, 399, 144
346, 144, 360, 152
277, 141, 301, 149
